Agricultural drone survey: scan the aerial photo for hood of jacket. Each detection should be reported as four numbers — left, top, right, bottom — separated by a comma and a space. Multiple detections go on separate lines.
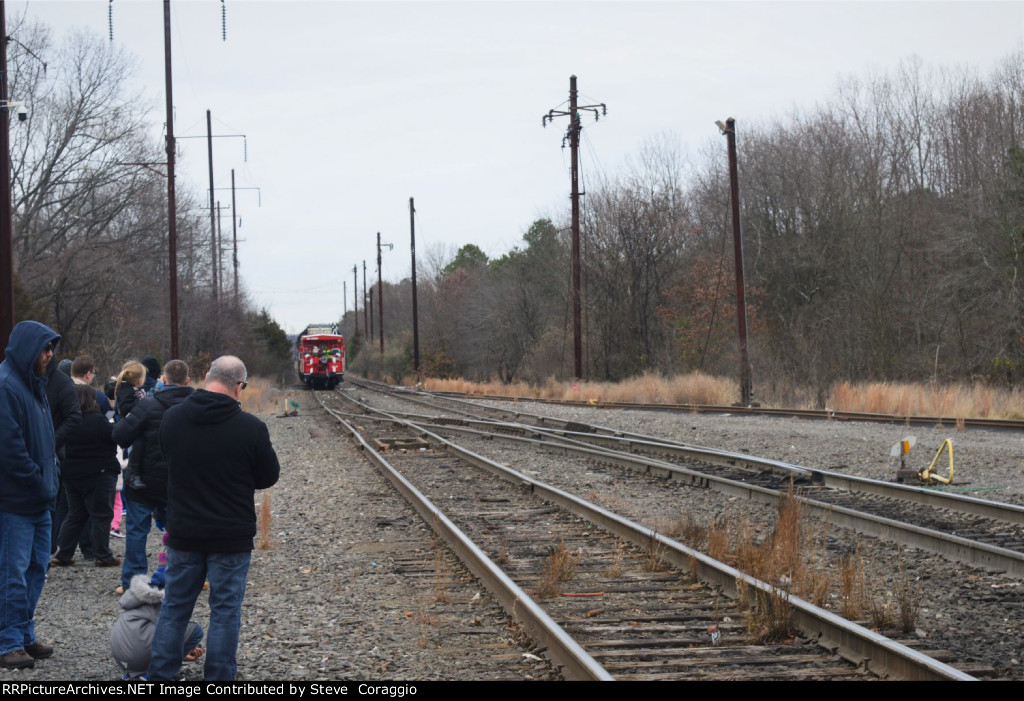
155, 384, 195, 408
179, 388, 242, 425
3, 321, 60, 397
119, 574, 165, 609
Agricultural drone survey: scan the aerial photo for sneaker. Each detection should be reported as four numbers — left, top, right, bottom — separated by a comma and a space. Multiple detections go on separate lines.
0, 650, 35, 669
95, 556, 122, 567
49, 557, 73, 567
110, 529, 125, 539
24, 641, 53, 659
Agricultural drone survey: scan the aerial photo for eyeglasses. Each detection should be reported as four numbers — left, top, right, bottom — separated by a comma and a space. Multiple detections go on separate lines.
237, 381, 248, 391
42, 343, 54, 353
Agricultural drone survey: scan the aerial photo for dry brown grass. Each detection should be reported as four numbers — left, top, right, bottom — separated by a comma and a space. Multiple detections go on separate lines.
893, 547, 920, 633
644, 537, 667, 572
603, 540, 626, 579
736, 578, 795, 643
237, 376, 290, 414
537, 541, 579, 598
839, 549, 867, 620
433, 547, 451, 604
831, 380, 1024, 420
422, 372, 737, 406
417, 373, 1024, 419
706, 516, 730, 563
256, 490, 272, 550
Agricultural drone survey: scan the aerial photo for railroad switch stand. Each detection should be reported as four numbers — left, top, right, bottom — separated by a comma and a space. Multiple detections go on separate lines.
891, 435, 955, 485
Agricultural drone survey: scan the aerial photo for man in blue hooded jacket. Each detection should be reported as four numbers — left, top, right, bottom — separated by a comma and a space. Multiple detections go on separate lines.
0, 321, 61, 669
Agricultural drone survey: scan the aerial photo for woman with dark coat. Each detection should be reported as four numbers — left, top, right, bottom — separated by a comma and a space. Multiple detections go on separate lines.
51, 385, 121, 567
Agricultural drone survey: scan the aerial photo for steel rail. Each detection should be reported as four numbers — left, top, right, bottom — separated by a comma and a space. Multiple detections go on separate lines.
348, 380, 1024, 527
531, 427, 1024, 526
324, 390, 975, 681
312, 392, 613, 681
337, 390, 1024, 576
414, 417, 1024, 577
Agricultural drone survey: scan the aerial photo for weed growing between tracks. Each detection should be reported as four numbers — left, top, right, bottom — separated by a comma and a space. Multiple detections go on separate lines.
893, 547, 921, 633
433, 547, 452, 604
666, 481, 923, 637
603, 540, 626, 578
644, 536, 667, 572
840, 548, 867, 619
538, 541, 579, 598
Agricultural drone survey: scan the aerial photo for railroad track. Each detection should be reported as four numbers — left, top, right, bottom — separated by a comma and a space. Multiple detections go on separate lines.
342, 378, 1024, 577
314, 388, 983, 680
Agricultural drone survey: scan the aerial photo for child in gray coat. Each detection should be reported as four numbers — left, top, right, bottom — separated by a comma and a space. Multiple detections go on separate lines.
110, 574, 204, 679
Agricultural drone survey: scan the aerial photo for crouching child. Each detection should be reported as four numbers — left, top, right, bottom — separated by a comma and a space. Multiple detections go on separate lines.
110, 574, 204, 679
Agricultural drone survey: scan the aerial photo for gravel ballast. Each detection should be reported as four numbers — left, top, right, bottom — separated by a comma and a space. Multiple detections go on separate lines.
4, 394, 1023, 681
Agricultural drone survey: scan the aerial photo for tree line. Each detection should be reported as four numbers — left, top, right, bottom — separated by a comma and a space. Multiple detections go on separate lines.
8, 18, 292, 380
345, 52, 1024, 403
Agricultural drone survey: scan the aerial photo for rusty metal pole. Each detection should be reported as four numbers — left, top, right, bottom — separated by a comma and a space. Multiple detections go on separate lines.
568, 76, 583, 380
725, 117, 752, 406
164, 0, 179, 358
377, 231, 384, 357
410, 197, 420, 377
231, 169, 238, 304
206, 109, 217, 301
0, 0, 14, 355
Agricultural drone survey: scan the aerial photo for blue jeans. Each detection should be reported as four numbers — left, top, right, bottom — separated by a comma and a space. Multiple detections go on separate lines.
148, 548, 251, 681
0, 510, 50, 655
121, 496, 155, 590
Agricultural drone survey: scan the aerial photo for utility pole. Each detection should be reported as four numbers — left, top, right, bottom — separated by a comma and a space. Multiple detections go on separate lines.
216, 200, 223, 295
542, 75, 605, 380
352, 264, 358, 341
368, 286, 374, 341
343, 281, 346, 324
362, 260, 368, 339
164, 0, 179, 358
206, 109, 218, 301
410, 197, 420, 377
0, 0, 13, 354
377, 232, 393, 357
717, 117, 753, 406
230, 169, 238, 304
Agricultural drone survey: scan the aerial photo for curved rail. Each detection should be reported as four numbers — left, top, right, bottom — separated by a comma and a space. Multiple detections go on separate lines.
347, 378, 1024, 529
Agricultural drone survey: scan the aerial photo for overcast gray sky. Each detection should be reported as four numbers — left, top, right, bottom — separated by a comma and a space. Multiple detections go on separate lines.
18, 0, 1024, 334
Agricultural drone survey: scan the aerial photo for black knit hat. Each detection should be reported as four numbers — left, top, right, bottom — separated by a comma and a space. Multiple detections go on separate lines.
141, 355, 161, 379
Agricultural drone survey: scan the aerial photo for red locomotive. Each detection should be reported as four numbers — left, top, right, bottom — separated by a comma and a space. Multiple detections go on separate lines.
296, 323, 345, 389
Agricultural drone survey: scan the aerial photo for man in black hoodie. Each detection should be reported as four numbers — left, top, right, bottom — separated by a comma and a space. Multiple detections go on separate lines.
112, 360, 194, 594
148, 355, 279, 681
0, 321, 61, 669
